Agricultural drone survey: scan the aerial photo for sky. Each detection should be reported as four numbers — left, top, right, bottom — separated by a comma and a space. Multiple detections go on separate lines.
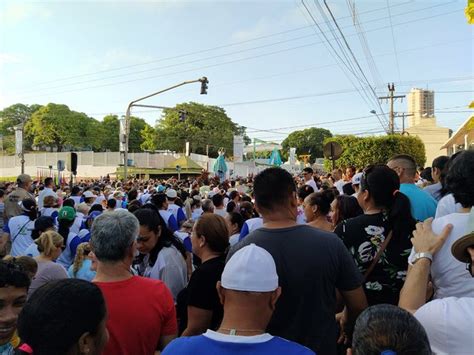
0, 0, 472, 144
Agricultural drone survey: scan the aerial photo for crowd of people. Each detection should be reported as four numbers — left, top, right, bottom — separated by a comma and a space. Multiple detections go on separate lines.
0, 149, 473, 354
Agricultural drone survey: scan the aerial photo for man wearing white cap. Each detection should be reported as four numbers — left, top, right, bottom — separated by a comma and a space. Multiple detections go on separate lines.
228, 167, 367, 354
163, 244, 314, 354
351, 172, 363, 198
166, 189, 186, 225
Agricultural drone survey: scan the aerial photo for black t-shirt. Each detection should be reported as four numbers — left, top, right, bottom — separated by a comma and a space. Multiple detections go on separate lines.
177, 256, 225, 334
334, 213, 412, 306
228, 225, 363, 355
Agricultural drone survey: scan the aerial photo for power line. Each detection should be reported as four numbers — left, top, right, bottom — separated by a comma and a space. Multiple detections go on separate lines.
13, 2, 461, 99
386, 0, 401, 81
16, 0, 417, 90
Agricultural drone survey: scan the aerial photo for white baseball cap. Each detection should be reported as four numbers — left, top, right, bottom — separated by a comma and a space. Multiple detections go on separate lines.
222, 244, 278, 292
352, 172, 363, 185
166, 189, 177, 199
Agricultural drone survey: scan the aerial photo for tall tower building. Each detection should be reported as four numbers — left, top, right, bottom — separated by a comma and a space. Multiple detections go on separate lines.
405, 88, 450, 166
407, 88, 435, 127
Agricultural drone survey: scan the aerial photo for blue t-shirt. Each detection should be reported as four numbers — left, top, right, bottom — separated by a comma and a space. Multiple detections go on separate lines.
68, 259, 96, 281
162, 331, 315, 355
400, 183, 437, 222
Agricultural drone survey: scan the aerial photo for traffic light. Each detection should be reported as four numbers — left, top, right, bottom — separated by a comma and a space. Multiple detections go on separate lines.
200, 77, 208, 95
179, 110, 187, 122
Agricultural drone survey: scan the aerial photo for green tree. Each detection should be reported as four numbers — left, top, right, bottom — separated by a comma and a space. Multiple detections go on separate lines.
0, 103, 42, 152
281, 127, 333, 162
99, 115, 120, 151
322, 135, 426, 170
129, 117, 150, 152
152, 102, 249, 157
140, 125, 157, 151
25, 103, 98, 152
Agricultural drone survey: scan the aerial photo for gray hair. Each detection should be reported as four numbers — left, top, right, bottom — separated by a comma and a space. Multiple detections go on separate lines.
91, 210, 138, 262
352, 304, 431, 355
202, 199, 214, 213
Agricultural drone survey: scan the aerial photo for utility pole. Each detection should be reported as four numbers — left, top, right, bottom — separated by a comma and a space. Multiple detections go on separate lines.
378, 83, 405, 134
394, 112, 414, 135
122, 77, 208, 181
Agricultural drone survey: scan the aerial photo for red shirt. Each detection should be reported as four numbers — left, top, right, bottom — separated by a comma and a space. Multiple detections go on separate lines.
96, 276, 177, 355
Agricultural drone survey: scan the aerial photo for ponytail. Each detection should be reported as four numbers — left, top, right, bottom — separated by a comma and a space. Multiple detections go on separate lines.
72, 243, 91, 277
58, 219, 73, 247
388, 190, 416, 241
35, 231, 63, 257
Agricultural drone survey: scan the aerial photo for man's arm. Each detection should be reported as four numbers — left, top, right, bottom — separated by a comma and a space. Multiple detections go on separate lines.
340, 286, 368, 334
399, 219, 452, 313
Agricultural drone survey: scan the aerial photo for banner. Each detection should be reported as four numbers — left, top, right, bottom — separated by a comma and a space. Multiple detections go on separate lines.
15, 126, 23, 156
233, 136, 244, 163
119, 117, 127, 152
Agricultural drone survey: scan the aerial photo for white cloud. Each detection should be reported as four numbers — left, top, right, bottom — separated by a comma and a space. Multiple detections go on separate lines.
80, 48, 155, 73
0, 53, 24, 66
231, 3, 311, 42
1, 2, 52, 25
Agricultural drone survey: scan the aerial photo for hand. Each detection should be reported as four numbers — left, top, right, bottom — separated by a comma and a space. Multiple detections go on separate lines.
411, 218, 453, 255
336, 311, 351, 345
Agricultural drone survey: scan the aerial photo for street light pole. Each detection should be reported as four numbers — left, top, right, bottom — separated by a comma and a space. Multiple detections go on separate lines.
122, 77, 208, 181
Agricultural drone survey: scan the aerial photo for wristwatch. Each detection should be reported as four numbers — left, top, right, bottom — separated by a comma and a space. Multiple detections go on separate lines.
412, 252, 433, 264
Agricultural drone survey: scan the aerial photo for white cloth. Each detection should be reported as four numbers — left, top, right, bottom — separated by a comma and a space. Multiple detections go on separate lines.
334, 180, 345, 194
24, 242, 40, 257
305, 179, 318, 192
296, 206, 306, 225
167, 203, 181, 221
415, 297, 474, 355
70, 212, 85, 235
70, 195, 82, 207
37, 187, 58, 209
56, 231, 78, 268
408, 212, 474, 299
203, 330, 273, 344
229, 233, 240, 247
8, 215, 35, 256
435, 193, 463, 219
143, 245, 187, 301
214, 208, 227, 218
244, 217, 264, 234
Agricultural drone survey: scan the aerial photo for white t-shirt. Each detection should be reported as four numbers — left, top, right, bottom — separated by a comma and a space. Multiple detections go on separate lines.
229, 233, 240, 247
415, 297, 474, 355
435, 193, 463, 219
334, 180, 345, 194
37, 187, 58, 209
7, 215, 35, 256
56, 231, 78, 269
305, 179, 318, 192
70, 212, 85, 235
214, 208, 227, 218
408, 212, 474, 299
143, 245, 187, 301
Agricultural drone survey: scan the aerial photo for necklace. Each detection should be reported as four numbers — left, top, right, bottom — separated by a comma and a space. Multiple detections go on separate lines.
218, 327, 266, 335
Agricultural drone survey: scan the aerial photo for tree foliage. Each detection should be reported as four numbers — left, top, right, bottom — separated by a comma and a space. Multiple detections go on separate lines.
281, 127, 332, 162
0, 103, 41, 153
322, 135, 427, 170
25, 103, 101, 152
152, 102, 249, 158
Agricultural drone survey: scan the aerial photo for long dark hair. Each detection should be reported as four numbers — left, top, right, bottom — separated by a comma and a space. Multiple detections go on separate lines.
134, 207, 187, 266
361, 165, 416, 238
16, 279, 106, 355
58, 219, 74, 246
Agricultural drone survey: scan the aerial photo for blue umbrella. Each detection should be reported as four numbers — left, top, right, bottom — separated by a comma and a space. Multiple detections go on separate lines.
269, 148, 282, 166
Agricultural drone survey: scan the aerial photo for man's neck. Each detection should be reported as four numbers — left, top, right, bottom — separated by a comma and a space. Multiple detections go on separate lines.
93, 260, 133, 283
262, 214, 297, 229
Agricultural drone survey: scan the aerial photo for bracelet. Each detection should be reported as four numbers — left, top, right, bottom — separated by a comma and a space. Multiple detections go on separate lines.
413, 252, 433, 264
